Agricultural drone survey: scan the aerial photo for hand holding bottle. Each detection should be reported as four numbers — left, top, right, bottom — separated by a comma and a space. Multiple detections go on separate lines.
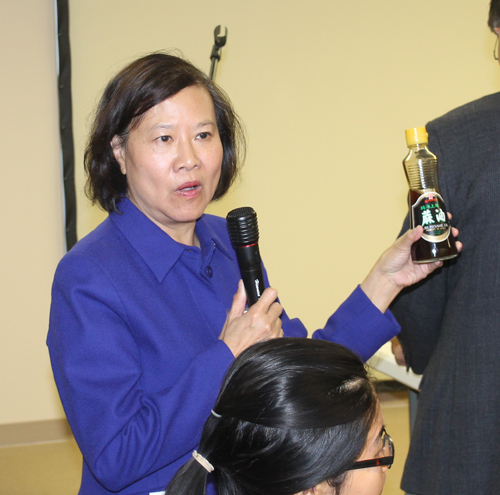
360, 220, 462, 313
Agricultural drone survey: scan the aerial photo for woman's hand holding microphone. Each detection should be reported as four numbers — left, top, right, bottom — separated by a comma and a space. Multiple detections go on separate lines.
219, 280, 283, 357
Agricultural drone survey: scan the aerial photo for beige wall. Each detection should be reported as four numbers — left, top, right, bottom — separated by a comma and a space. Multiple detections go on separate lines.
1, 0, 498, 425
1, 0, 65, 424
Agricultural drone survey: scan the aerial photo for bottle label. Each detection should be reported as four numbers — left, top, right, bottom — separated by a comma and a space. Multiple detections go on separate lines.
411, 192, 451, 242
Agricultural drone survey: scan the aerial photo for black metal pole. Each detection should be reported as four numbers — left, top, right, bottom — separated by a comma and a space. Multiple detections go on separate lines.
56, 0, 77, 251
209, 25, 228, 81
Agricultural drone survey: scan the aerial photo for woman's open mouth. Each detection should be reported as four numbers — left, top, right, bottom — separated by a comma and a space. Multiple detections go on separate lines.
177, 181, 201, 197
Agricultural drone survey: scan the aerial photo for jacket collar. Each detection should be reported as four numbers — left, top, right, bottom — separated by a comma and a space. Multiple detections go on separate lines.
110, 198, 233, 283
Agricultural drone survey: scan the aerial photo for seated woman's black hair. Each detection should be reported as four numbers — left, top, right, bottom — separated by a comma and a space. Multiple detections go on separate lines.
165, 338, 377, 495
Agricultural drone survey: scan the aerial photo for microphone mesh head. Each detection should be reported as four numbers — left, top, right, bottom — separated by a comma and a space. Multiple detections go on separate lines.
226, 207, 259, 246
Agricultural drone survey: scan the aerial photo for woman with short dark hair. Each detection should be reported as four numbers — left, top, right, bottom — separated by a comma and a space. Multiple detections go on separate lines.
166, 338, 393, 495
84, 53, 243, 213
48, 52, 450, 495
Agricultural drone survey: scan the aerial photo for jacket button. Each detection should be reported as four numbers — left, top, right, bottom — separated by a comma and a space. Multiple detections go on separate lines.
205, 266, 213, 278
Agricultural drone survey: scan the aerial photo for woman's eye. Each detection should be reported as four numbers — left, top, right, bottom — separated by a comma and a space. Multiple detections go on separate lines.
197, 132, 210, 140
158, 135, 172, 142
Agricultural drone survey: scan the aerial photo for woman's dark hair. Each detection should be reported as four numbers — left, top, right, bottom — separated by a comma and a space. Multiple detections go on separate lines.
84, 52, 245, 212
165, 338, 378, 495
489, 0, 500, 31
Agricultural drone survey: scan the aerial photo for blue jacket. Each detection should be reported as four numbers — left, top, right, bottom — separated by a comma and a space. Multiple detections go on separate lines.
48, 198, 399, 495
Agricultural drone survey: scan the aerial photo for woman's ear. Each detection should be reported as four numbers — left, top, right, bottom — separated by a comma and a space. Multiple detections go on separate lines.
111, 135, 126, 174
298, 481, 333, 495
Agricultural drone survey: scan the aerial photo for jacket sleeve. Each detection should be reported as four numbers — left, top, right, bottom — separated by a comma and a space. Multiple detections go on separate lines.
281, 286, 400, 362
390, 121, 451, 375
47, 253, 234, 492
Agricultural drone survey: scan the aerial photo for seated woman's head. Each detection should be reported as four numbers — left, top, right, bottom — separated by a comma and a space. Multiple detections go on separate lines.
166, 338, 393, 495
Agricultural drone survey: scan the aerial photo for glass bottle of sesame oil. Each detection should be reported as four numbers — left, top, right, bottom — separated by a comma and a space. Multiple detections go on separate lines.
403, 127, 458, 263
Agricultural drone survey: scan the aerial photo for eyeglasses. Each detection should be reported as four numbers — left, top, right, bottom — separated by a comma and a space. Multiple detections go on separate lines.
348, 428, 394, 471
494, 36, 499, 61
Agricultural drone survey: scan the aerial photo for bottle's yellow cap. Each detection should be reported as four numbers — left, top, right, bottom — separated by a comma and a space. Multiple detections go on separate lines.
405, 127, 428, 146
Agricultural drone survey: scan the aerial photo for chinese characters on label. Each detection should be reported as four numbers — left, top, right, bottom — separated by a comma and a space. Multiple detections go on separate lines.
421, 204, 446, 226
412, 192, 451, 242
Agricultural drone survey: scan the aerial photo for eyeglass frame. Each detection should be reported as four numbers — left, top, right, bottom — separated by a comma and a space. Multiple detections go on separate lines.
348, 427, 395, 471
494, 35, 499, 61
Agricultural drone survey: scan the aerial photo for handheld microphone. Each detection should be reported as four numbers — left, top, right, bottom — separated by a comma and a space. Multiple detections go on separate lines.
226, 207, 265, 307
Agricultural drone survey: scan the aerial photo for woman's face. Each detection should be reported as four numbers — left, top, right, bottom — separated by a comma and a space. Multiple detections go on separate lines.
300, 406, 389, 495
341, 406, 389, 495
112, 85, 223, 244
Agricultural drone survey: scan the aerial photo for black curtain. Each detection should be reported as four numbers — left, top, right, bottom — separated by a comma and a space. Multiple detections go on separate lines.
56, 0, 77, 250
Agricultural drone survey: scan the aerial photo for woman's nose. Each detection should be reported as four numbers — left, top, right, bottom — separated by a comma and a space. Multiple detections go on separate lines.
174, 138, 199, 171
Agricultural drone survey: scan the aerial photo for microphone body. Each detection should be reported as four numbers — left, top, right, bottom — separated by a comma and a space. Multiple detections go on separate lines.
226, 207, 265, 307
